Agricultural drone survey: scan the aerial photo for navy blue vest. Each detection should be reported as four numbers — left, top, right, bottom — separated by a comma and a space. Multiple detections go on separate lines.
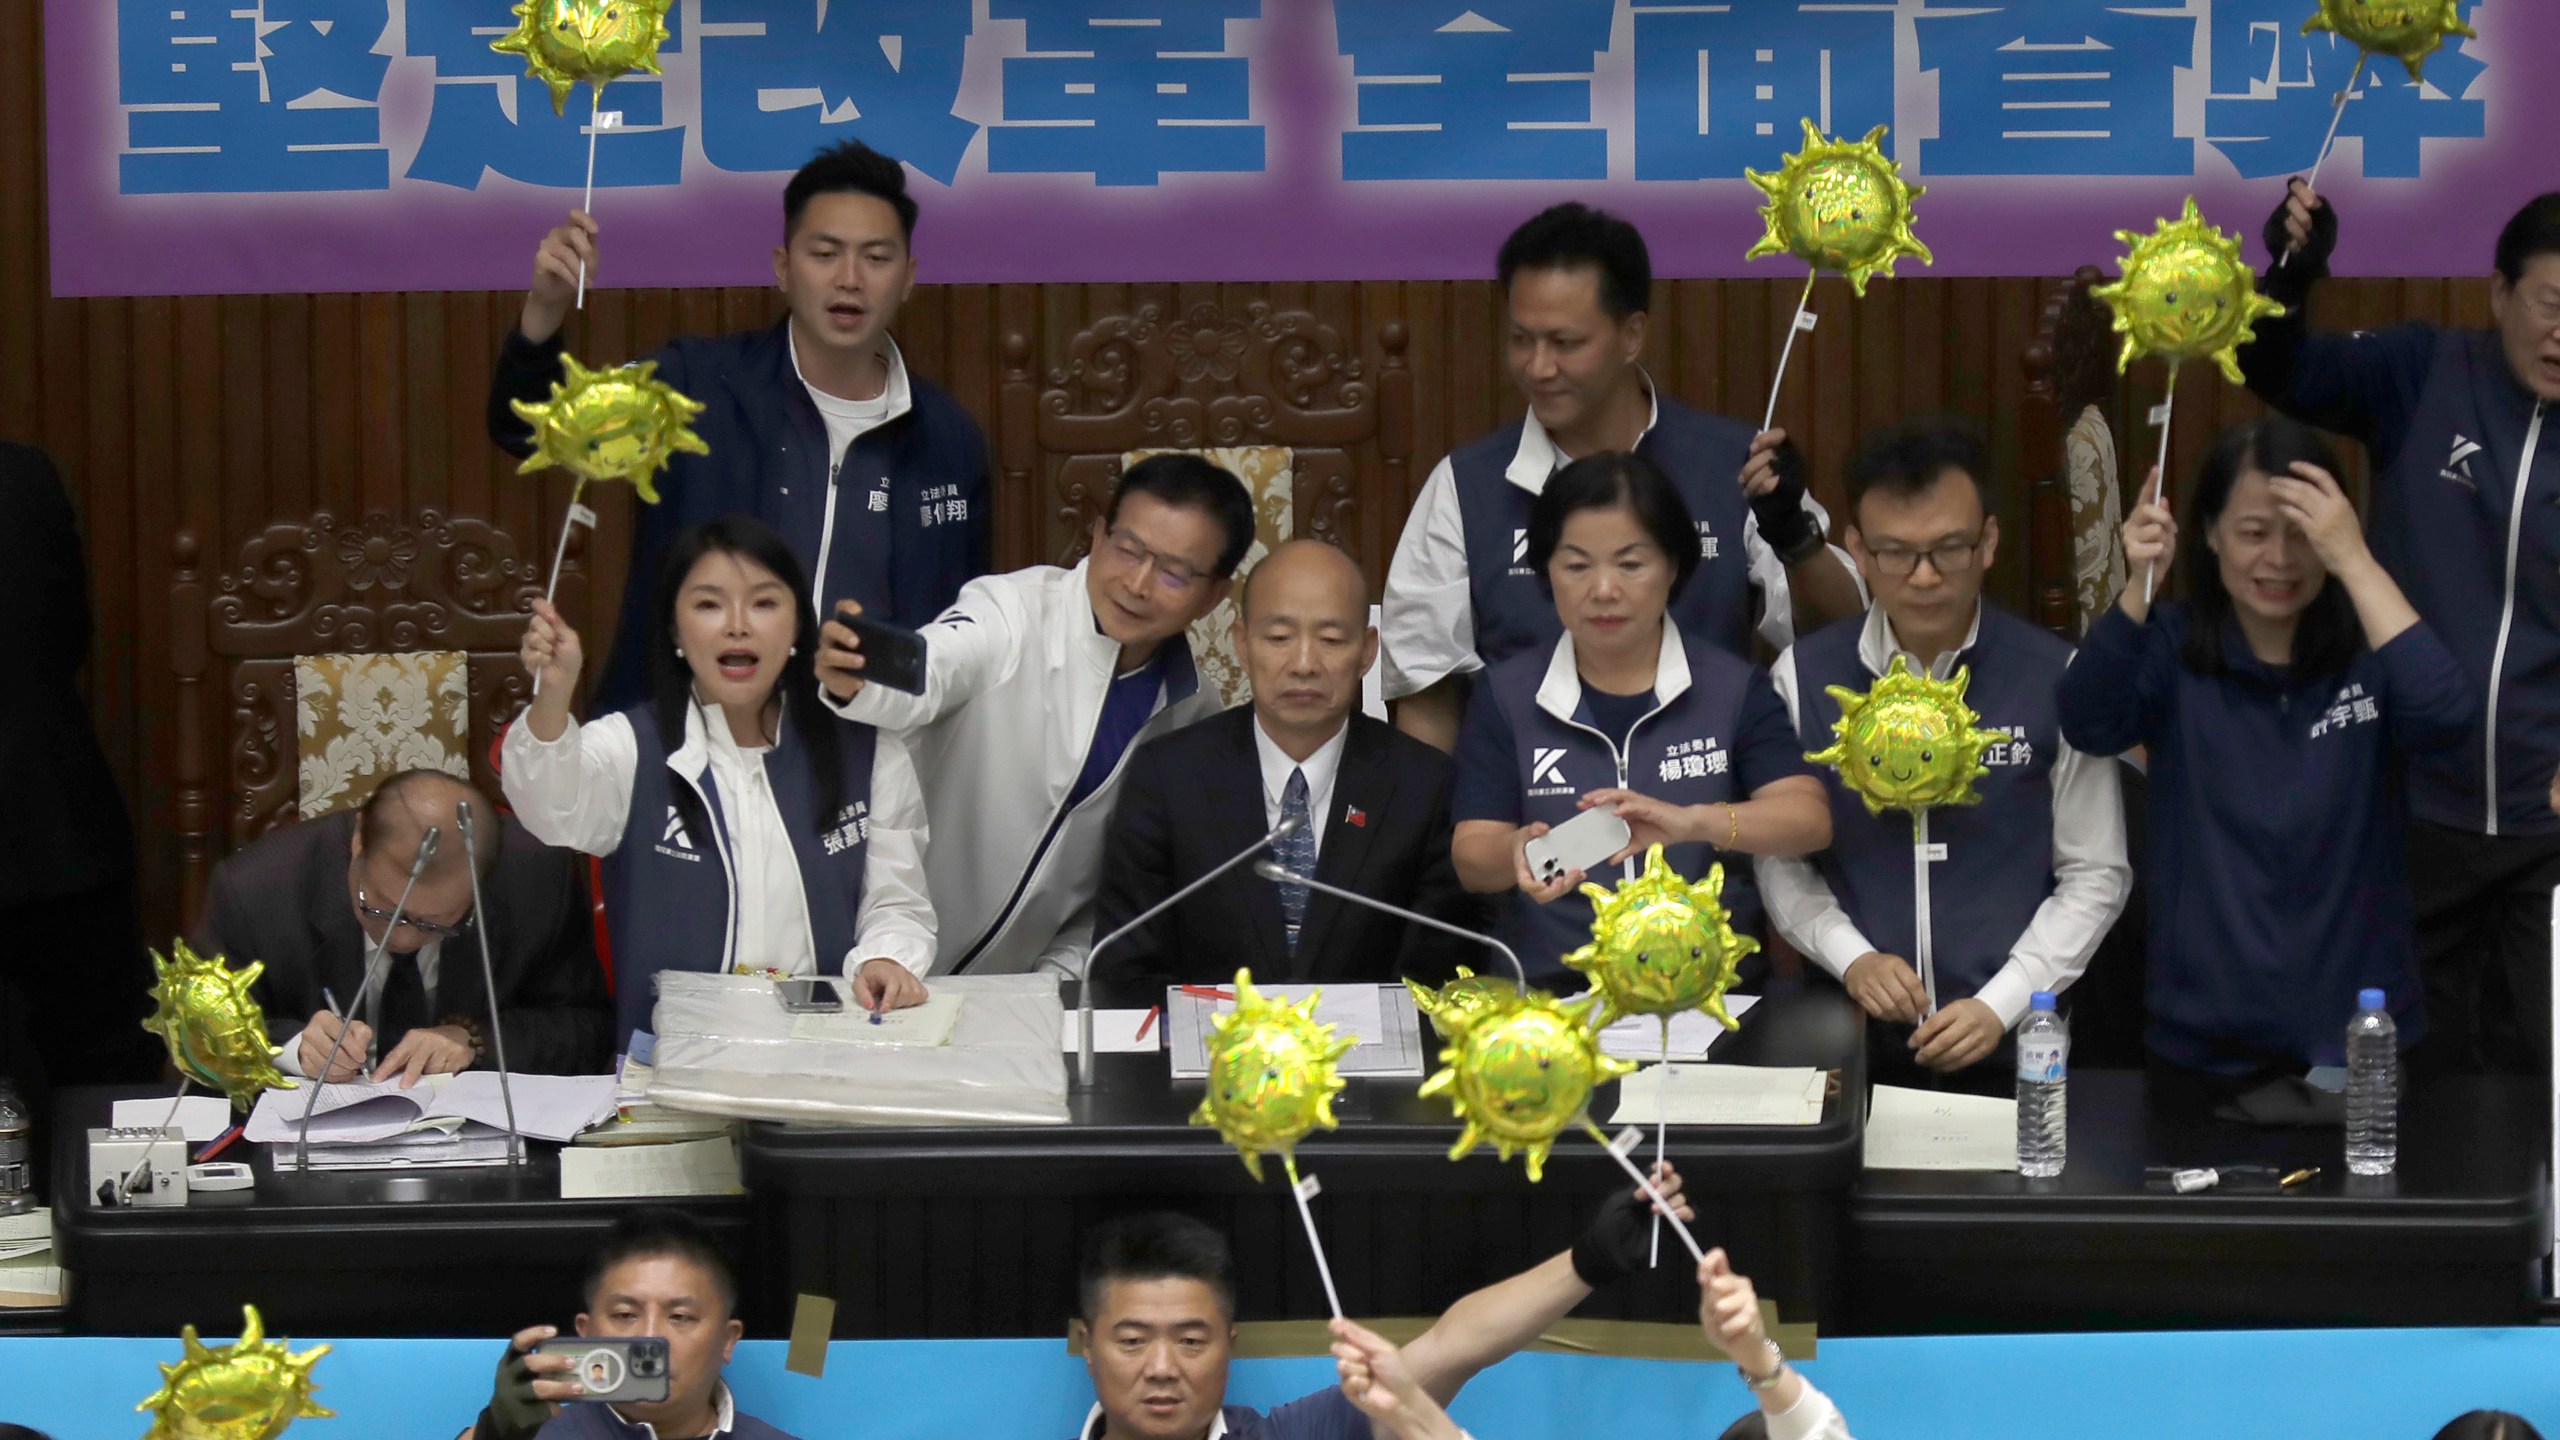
600, 703, 879, 1046
1452, 396, 1761, 670
1791, 608, 2068, 1004
1482, 632, 1763, 978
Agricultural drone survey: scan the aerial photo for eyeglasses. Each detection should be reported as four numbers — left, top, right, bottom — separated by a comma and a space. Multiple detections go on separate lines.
1101, 527, 1206, 594
1865, 535, 1986, 578
355, 887, 475, 940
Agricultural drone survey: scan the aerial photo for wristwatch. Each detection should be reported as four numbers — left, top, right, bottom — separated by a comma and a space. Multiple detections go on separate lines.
1740, 1337, 1789, 1391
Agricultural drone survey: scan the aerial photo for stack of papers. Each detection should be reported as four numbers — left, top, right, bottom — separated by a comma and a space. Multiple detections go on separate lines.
787, 989, 965, 1046
560, 1136, 743, 1199
1167, 983, 1428, 1079
244, 1072, 620, 1148
0, 1212, 60, 1307
1862, 1084, 2020, 1171
110, 1094, 234, 1141
1605, 1064, 1827, 1126
1594, 995, 1762, 1061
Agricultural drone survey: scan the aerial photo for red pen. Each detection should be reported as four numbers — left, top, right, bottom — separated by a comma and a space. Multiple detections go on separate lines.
1177, 984, 1237, 1002
1134, 1006, 1161, 1042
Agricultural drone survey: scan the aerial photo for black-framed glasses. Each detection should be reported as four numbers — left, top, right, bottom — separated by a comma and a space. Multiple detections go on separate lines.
1100, 527, 1205, 594
1866, 535, 1987, 578
355, 887, 475, 940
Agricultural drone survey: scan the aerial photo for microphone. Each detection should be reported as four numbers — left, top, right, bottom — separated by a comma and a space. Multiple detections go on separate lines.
1069, 812, 1307, 1088
454, 802, 524, 1165
297, 824, 440, 1171
1252, 859, 1528, 989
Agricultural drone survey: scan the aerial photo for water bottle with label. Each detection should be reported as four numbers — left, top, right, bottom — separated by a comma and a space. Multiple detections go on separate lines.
0, 1079, 32, 1215
2015, 992, 2068, 1178
2344, 988, 2399, 1176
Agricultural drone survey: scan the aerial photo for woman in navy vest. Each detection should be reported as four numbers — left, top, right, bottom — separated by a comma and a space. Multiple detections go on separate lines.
504, 515, 936, 1048
2059, 417, 2475, 1106
1451, 451, 1831, 980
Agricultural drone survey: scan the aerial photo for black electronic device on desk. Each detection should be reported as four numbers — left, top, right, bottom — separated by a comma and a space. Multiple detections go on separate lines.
742, 981, 1866, 1339
49, 1087, 755, 1337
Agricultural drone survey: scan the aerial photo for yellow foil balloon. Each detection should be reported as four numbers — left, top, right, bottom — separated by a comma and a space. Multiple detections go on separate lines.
1745, 120, 1933, 296
142, 941, 294, 1112
1418, 990, 1634, 1182
510, 353, 709, 504
139, 1305, 332, 1440
491, 0, 678, 116
2091, 197, 2287, 385
1804, 655, 2006, 817
1562, 846, 1759, 1032
2302, 0, 2477, 82
1189, 970, 1357, 1181
1404, 966, 1518, 1040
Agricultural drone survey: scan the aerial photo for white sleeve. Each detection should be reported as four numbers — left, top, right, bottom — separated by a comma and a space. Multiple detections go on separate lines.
1743, 489, 1864, 651
845, 729, 938, 978
827, 573, 1028, 732
1971, 735, 2134, 1028
1764, 1379, 1857, 1440
499, 711, 639, 857
274, 1029, 309, 1077
1751, 649, 1876, 979
1381, 458, 1481, 699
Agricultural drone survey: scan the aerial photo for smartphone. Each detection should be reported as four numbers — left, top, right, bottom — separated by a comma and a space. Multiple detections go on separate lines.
534, 1336, 672, 1405
837, 605, 929, 695
1521, 807, 1632, 886
775, 978, 844, 1014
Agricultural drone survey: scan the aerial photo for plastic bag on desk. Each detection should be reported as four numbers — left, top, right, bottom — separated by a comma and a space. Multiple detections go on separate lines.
644, 972, 1071, 1127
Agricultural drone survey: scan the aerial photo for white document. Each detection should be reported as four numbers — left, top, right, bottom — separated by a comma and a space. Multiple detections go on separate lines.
1167, 983, 1427, 1078
0, 1255, 64, 1306
245, 1072, 620, 1145
1606, 1064, 1826, 1126
560, 1136, 744, 1199
1862, 1084, 2020, 1171
111, 1094, 234, 1142
293, 1132, 519, 1170
1058, 1009, 1162, 1054
788, 989, 965, 1047
1595, 996, 1762, 1061
0, 1212, 50, 1246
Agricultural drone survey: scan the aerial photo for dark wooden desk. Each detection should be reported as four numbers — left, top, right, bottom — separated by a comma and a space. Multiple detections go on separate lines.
743, 984, 1867, 1337
1848, 1069, 2553, 1333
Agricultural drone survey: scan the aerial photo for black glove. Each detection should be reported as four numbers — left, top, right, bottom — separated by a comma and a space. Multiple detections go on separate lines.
474, 1339, 553, 1440
1747, 438, 1824, 563
2261, 182, 2337, 287
1570, 1182, 1659, 1288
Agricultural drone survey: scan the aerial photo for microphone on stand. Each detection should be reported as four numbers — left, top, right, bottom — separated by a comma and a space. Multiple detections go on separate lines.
1069, 812, 1307, 1089
298, 825, 439, 1172
454, 802, 524, 1165
1252, 860, 1528, 989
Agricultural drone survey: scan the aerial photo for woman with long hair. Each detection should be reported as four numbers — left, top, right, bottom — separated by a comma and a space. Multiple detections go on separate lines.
505, 514, 934, 1046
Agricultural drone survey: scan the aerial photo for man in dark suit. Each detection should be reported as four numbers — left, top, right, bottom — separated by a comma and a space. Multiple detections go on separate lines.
1095, 540, 1489, 1004
193, 769, 609, 1082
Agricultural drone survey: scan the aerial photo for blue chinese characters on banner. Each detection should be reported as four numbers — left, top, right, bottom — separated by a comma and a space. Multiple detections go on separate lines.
986, 0, 1264, 186
697, 0, 978, 185
1629, 1, 1895, 181
1335, 0, 1614, 181
119, 0, 392, 193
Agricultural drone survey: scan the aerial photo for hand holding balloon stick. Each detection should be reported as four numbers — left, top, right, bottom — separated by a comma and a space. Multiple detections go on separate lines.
2093, 199, 2286, 602
2280, 0, 2479, 244
1744, 122, 1932, 431
493, 0, 677, 309
1191, 971, 1359, 1318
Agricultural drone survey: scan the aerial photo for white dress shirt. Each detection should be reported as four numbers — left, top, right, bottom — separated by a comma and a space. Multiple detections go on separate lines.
1754, 603, 2132, 1028
1380, 373, 1858, 699
1766, 1379, 1858, 1440
501, 699, 936, 979
1253, 716, 1350, 867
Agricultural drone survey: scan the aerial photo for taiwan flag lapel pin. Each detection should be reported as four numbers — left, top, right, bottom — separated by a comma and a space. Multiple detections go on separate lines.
1344, 805, 1367, 828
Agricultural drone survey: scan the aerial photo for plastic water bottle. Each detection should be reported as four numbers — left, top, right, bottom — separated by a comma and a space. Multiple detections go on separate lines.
2015, 992, 2069, 1178
0, 1080, 31, 1215
2345, 988, 2399, 1176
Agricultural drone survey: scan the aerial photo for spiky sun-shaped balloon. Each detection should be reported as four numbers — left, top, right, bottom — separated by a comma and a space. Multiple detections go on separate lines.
1805, 655, 2006, 817
491, 0, 677, 116
1745, 120, 1933, 296
2090, 197, 2287, 385
509, 353, 708, 504
1189, 970, 1358, 1181
1404, 966, 1519, 1040
2302, 0, 2477, 82
143, 941, 294, 1112
1562, 846, 1759, 1032
1418, 990, 1634, 1182
139, 1305, 332, 1440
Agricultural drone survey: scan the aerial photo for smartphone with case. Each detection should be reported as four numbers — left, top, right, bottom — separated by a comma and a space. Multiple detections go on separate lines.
775, 978, 844, 1014
836, 605, 928, 695
1521, 807, 1632, 886
534, 1336, 672, 1405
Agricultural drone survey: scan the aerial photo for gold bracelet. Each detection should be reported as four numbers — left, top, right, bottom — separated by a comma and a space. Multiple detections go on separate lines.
1725, 802, 1741, 851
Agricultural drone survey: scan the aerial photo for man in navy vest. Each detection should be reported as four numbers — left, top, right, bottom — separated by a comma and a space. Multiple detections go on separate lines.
489, 140, 990, 713
1381, 202, 1865, 751
1758, 426, 2130, 1084
2244, 183, 2560, 1075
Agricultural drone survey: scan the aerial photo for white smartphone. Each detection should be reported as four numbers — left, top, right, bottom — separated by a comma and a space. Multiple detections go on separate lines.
1522, 808, 1632, 886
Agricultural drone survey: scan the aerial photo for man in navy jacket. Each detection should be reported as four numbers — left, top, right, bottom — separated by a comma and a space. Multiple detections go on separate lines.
2240, 183, 2560, 1073
488, 141, 989, 713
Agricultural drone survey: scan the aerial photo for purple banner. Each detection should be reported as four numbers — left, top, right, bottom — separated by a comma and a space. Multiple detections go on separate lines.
45, 0, 2555, 297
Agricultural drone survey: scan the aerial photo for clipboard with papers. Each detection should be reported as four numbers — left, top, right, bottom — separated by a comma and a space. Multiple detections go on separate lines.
1166, 983, 1429, 1079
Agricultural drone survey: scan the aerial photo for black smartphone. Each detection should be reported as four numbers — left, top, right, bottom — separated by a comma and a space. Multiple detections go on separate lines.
533, 1336, 672, 1404
837, 605, 928, 695
775, 978, 844, 1014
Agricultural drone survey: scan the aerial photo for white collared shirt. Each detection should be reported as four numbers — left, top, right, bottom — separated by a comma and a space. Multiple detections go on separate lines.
1077, 1404, 1227, 1440
611, 1380, 740, 1440
1754, 602, 2132, 1027
1253, 717, 1350, 868
1380, 372, 1851, 699
274, 934, 444, 1077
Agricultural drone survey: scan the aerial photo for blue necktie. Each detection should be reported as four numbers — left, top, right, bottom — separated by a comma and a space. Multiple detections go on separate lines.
1277, 767, 1314, 954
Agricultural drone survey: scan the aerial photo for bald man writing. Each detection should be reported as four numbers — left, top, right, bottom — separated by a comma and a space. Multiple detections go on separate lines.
1093, 540, 1490, 1004
193, 768, 611, 1083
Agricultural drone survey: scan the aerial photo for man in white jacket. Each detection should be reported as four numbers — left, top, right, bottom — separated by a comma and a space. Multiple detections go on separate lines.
816, 454, 1254, 974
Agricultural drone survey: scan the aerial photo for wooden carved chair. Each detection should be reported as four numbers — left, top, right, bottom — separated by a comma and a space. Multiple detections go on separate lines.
2020, 265, 2131, 640
169, 510, 543, 923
